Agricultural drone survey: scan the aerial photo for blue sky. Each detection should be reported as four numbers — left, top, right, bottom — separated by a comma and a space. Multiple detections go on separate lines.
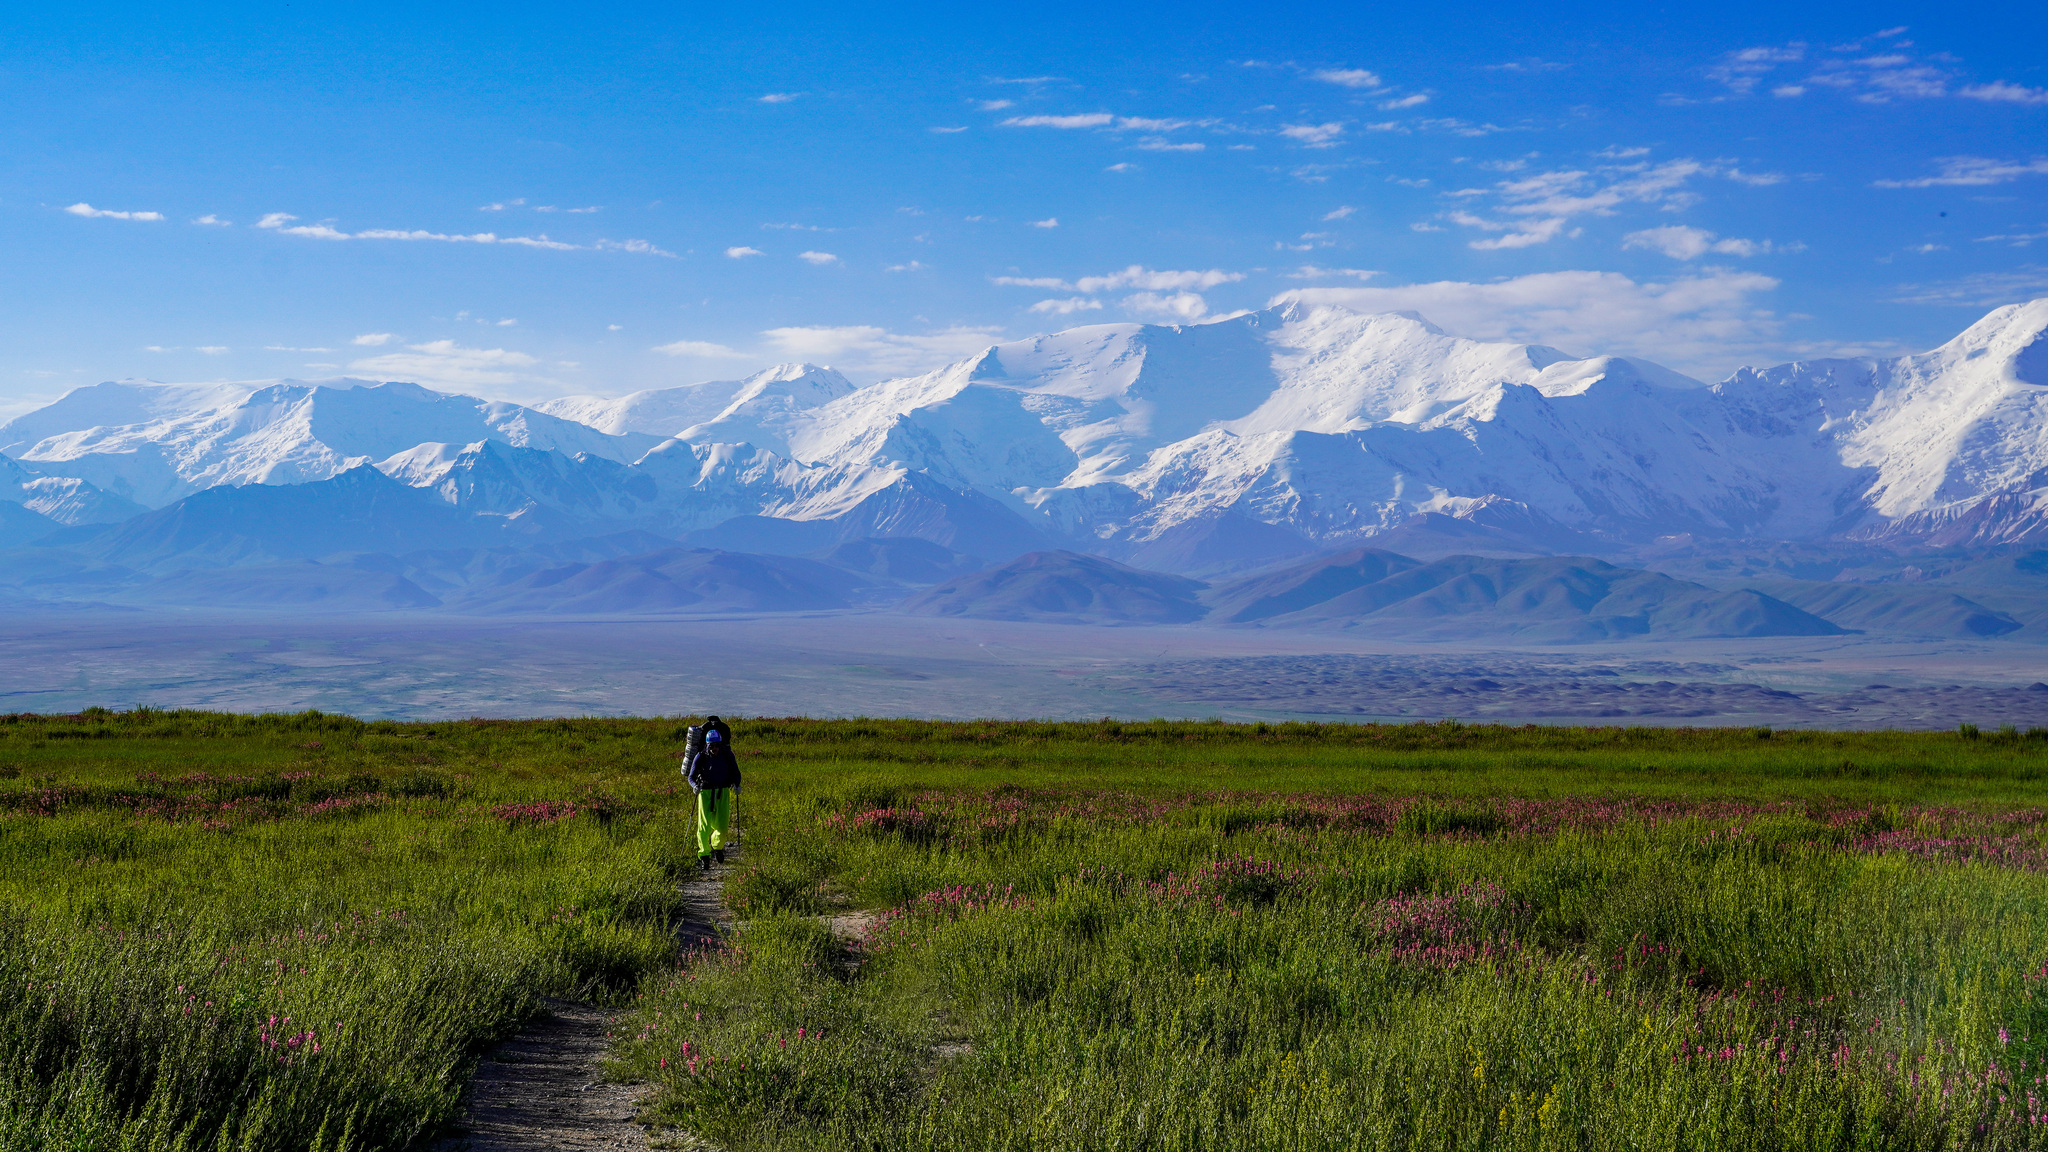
3, 1, 2045, 415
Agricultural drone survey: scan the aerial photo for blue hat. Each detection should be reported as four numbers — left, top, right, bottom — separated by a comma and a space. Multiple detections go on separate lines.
706, 730, 723, 742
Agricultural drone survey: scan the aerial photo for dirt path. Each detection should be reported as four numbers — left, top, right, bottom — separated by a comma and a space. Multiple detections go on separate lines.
433, 848, 737, 1150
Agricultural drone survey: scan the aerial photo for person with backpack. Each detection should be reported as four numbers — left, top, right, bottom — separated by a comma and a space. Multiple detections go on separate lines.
685, 721, 741, 872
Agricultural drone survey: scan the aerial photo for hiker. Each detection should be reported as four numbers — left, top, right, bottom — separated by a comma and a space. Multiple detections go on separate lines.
685, 724, 741, 872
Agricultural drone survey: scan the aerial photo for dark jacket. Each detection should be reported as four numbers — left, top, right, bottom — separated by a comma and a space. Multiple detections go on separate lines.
688, 744, 742, 792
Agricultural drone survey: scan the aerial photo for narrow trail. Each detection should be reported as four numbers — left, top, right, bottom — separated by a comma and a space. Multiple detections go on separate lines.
433, 846, 737, 1151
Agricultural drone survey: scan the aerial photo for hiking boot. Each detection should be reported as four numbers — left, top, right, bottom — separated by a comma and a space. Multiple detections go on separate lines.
714, 849, 726, 865
699, 855, 712, 873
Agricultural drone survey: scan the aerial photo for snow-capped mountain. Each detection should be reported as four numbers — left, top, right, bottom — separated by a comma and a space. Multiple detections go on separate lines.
537, 364, 854, 439
5, 298, 2047, 568
0, 377, 662, 507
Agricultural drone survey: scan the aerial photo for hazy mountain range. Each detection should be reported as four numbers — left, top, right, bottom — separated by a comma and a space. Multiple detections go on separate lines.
4, 299, 2047, 642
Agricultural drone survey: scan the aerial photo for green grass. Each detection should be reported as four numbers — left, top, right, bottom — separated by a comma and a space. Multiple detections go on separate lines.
4, 709, 2048, 1149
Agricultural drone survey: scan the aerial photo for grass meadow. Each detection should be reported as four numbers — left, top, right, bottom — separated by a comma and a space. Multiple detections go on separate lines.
4, 710, 2048, 1149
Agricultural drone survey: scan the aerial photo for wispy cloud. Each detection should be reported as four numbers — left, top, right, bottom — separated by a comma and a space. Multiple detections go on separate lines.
353, 333, 395, 346
196, 346, 230, 355
256, 212, 674, 255
759, 92, 804, 103
1004, 113, 1115, 129
1029, 297, 1103, 314
1438, 158, 1767, 250
1121, 292, 1211, 322
1286, 266, 1380, 280
1874, 157, 2048, 188
1959, 81, 2048, 106
1280, 122, 1345, 147
929, 125, 970, 133
1322, 205, 1356, 220
797, 251, 839, 265
1136, 139, 1204, 152
64, 202, 164, 221
1974, 228, 2048, 248
725, 246, 764, 258
349, 341, 548, 389
1273, 268, 1798, 379
758, 324, 1002, 376
1027, 217, 1060, 228
1379, 94, 1429, 109
992, 265, 1244, 293
1623, 225, 1784, 259
978, 99, 1014, 111
1311, 68, 1382, 89
264, 345, 335, 353
1890, 266, 2048, 307
652, 340, 746, 358
192, 214, 230, 226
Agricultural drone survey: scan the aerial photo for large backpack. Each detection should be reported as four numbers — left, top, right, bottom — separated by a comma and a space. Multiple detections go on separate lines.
681, 717, 731, 774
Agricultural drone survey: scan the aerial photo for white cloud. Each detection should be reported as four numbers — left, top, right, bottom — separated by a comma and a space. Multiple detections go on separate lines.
1105, 162, 1137, 172
652, 340, 746, 358
1000, 113, 1210, 133
1959, 82, 2048, 106
759, 92, 803, 103
143, 346, 176, 353
1890, 267, 2048, 307
1623, 225, 1778, 259
1380, 94, 1429, 109
1003, 113, 1115, 129
264, 345, 335, 352
1135, 139, 1205, 152
1773, 85, 1806, 97
1451, 212, 1574, 250
496, 318, 517, 327
608, 324, 623, 331
1440, 158, 1763, 250
994, 265, 1245, 294
1270, 268, 1797, 378
1121, 292, 1210, 323
929, 126, 970, 133
480, 199, 525, 211
255, 212, 672, 254
725, 246, 764, 258
192, 214, 230, 226
1287, 266, 1380, 280
1280, 122, 1345, 147
349, 341, 546, 389
1975, 229, 2048, 248
1311, 68, 1382, 89
1706, 45, 1805, 95
1028, 217, 1059, 229
353, 333, 395, 346
1875, 157, 2048, 188
1030, 297, 1103, 314
797, 250, 839, 265
978, 99, 1014, 111
885, 261, 928, 272
64, 203, 164, 221
1322, 205, 1356, 220
758, 324, 1002, 376
196, 346, 230, 355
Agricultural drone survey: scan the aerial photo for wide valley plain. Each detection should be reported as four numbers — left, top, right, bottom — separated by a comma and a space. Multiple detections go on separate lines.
7, 709, 2048, 1149
3, 611, 2048, 728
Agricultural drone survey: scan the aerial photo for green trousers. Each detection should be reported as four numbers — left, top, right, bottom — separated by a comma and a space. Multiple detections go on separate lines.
696, 787, 732, 857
